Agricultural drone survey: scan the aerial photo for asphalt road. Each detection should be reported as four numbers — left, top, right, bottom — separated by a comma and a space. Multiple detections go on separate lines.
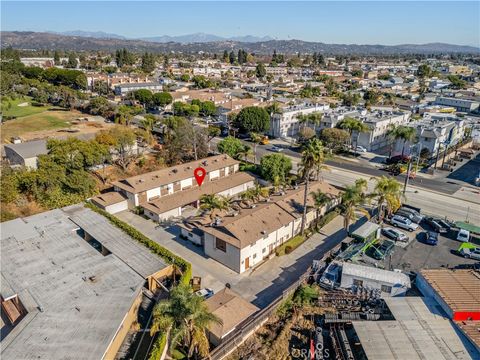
211, 137, 480, 223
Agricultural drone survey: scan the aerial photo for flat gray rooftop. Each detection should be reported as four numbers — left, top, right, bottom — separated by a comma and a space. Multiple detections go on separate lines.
353, 297, 477, 360
67, 206, 168, 278
4, 139, 47, 159
0, 207, 147, 360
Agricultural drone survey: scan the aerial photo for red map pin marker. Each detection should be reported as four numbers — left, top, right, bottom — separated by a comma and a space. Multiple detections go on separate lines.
194, 167, 206, 186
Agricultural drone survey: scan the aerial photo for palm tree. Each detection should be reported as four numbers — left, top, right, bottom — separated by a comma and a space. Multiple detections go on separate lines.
150, 283, 222, 359
199, 194, 230, 220
385, 124, 397, 159
340, 179, 370, 235
250, 132, 262, 165
298, 138, 326, 235
311, 189, 332, 228
337, 117, 369, 154
240, 187, 257, 205
297, 113, 310, 133
308, 112, 323, 133
392, 125, 417, 157
238, 144, 253, 162
372, 176, 403, 223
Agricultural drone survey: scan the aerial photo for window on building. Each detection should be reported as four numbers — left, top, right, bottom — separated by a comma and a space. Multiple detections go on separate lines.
381, 285, 392, 293
253, 253, 257, 259
353, 279, 363, 287
215, 238, 227, 252
262, 248, 266, 253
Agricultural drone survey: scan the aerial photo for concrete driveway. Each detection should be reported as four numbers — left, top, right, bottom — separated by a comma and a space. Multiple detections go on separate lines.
115, 211, 347, 308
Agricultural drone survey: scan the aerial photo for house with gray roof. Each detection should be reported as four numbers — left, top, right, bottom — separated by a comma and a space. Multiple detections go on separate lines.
3, 139, 48, 169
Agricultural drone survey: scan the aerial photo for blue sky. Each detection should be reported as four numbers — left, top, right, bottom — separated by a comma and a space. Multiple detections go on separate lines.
1, 1, 479, 46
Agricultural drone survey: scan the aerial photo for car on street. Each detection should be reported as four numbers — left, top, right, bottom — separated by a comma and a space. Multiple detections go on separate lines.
395, 209, 422, 224
355, 145, 367, 153
457, 229, 471, 242
390, 215, 419, 232
194, 288, 214, 299
270, 146, 283, 152
460, 247, 480, 260
423, 217, 448, 233
425, 231, 439, 245
381, 227, 409, 242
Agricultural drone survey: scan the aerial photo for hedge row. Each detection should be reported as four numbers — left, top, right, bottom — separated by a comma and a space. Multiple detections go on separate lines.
149, 333, 167, 360
316, 208, 340, 229
85, 202, 192, 286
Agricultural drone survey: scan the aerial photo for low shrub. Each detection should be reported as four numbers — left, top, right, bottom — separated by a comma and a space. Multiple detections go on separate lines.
284, 245, 293, 254
276, 235, 305, 256
85, 202, 192, 285
149, 333, 167, 360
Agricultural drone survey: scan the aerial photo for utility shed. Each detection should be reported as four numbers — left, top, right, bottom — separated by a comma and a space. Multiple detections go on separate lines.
0, 208, 146, 360
352, 297, 477, 360
351, 221, 380, 242
66, 205, 172, 289
340, 262, 411, 296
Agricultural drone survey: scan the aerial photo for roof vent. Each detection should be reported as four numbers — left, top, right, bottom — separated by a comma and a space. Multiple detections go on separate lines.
250, 204, 257, 209
88, 275, 97, 282
202, 161, 208, 166
261, 230, 267, 235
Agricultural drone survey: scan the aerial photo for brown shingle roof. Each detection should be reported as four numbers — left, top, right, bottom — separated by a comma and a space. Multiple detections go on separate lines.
113, 155, 239, 194
90, 192, 127, 207
455, 320, 480, 348
199, 181, 341, 249
420, 269, 480, 313
142, 172, 254, 215
205, 288, 259, 339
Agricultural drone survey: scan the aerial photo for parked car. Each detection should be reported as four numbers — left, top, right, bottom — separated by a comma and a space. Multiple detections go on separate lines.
271, 146, 283, 152
460, 247, 480, 260
423, 217, 448, 233
395, 210, 422, 224
400, 206, 424, 221
355, 145, 367, 153
366, 240, 395, 260
382, 227, 409, 242
425, 231, 439, 245
390, 215, 419, 232
457, 229, 471, 242
194, 288, 214, 299
385, 155, 410, 165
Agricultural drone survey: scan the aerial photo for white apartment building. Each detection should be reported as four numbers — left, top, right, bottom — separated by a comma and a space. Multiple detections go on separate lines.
269, 103, 330, 138
319, 107, 367, 130
435, 96, 480, 113
181, 181, 341, 273
114, 82, 163, 96
356, 110, 411, 152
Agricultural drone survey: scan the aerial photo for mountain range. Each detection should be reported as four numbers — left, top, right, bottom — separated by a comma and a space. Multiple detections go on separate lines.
2, 31, 479, 55
51, 30, 274, 43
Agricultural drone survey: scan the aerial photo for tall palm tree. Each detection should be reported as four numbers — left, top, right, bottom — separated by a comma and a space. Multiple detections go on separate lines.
238, 144, 253, 162
297, 113, 310, 133
150, 283, 222, 359
298, 138, 326, 235
385, 124, 398, 159
340, 179, 370, 235
250, 132, 262, 165
372, 176, 403, 223
308, 112, 323, 133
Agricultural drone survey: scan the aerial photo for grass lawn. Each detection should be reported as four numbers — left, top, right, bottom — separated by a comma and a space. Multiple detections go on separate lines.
276, 235, 306, 256
1, 111, 74, 141
1, 97, 50, 118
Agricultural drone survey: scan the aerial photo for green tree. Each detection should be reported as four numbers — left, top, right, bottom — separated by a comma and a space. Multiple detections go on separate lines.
260, 153, 292, 186
133, 89, 153, 107
53, 50, 61, 65
417, 64, 432, 78
141, 52, 156, 73
217, 136, 245, 159
66, 52, 78, 68
320, 128, 350, 152
152, 92, 173, 107
199, 194, 232, 220
391, 125, 417, 157
256, 63, 266, 78
311, 189, 333, 228
340, 179, 370, 235
150, 284, 221, 358
337, 117, 369, 153
235, 106, 270, 134
372, 176, 402, 223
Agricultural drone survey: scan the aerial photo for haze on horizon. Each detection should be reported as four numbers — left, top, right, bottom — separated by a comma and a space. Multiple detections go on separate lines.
1, 1, 479, 47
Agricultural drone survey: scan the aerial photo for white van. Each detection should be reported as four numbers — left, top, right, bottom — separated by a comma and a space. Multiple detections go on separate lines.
457, 229, 470, 242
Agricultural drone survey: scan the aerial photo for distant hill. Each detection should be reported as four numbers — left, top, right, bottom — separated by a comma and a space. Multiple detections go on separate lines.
140, 33, 273, 43
2, 31, 478, 55
53, 30, 127, 40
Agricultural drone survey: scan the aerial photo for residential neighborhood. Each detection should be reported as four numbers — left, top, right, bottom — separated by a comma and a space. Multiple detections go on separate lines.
1, 2, 480, 360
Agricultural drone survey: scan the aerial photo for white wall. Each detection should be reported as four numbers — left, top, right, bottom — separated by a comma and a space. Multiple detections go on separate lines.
204, 233, 241, 273
340, 273, 408, 297
209, 170, 220, 180
105, 201, 129, 214
180, 178, 193, 189
147, 187, 161, 201
180, 228, 202, 245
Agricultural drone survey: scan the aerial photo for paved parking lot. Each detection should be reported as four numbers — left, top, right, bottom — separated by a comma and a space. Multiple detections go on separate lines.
116, 211, 347, 308
374, 223, 478, 272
